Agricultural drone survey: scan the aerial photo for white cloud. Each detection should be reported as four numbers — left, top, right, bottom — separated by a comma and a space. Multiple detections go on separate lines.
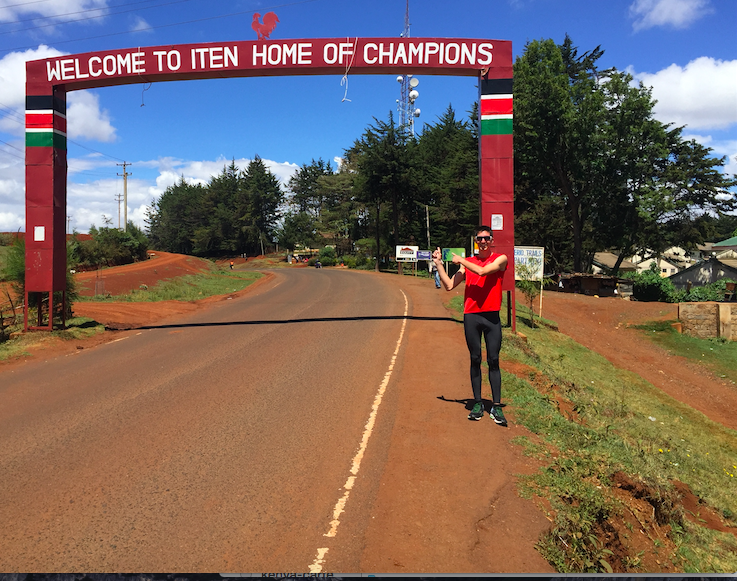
0, 211, 24, 231
130, 16, 152, 33
67, 90, 117, 142
68, 154, 114, 176
0, 0, 108, 24
630, 57, 737, 131
0, 47, 118, 142
629, 0, 712, 31
0, 148, 302, 233
0, 46, 65, 135
147, 157, 299, 199
685, 135, 737, 177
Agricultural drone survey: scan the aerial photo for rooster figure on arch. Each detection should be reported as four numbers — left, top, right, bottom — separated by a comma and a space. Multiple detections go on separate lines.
252, 12, 279, 40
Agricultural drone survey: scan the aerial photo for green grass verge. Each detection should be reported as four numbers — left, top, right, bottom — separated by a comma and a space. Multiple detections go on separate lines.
77, 268, 263, 302
446, 297, 737, 573
633, 320, 737, 385
0, 245, 9, 268
0, 317, 105, 362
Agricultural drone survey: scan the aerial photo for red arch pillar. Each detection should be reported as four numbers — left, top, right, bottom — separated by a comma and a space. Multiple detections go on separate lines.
25, 75, 68, 330
479, 75, 515, 330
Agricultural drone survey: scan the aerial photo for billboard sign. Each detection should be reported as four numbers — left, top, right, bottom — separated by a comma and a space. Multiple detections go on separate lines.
442, 248, 466, 261
514, 246, 545, 280
396, 245, 419, 262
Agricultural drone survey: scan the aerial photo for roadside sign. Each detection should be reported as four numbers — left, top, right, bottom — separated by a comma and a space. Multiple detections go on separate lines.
416, 250, 432, 260
442, 248, 466, 261
514, 246, 545, 280
396, 245, 419, 262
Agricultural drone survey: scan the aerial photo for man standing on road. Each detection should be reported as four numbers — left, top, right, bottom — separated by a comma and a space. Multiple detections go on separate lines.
433, 226, 508, 426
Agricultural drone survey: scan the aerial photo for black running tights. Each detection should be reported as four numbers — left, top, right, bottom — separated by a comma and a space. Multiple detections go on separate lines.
463, 311, 502, 404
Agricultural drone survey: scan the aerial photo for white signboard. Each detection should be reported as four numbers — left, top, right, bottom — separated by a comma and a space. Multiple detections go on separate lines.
491, 214, 504, 231
395, 245, 419, 262
514, 246, 545, 281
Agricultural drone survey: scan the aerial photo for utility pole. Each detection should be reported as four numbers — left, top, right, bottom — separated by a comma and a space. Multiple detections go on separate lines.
116, 162, 131, 232
115, 191, 124, 229
425, 204, 430, 250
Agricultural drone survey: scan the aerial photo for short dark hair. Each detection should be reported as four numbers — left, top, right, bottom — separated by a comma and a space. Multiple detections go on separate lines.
475, 226, 492, 237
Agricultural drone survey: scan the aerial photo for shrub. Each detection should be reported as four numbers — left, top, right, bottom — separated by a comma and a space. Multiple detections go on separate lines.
1, 237, 77, 322
71, 224, 149, 270
682, 278, 736, 302
628, 264, 680, 302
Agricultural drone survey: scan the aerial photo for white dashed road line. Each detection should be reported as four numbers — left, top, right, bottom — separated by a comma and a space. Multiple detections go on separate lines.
309, 289, 409, 574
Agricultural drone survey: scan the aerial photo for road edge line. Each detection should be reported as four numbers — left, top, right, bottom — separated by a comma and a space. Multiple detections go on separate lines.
309, 289, 409, 573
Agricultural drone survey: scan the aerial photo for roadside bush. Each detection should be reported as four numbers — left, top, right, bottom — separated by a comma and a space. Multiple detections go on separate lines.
682, 278, 736, 302
340, 255, 357, 268
2, 237, 25, 294
355, 257, 375, 270
627, 264, 680, 302
71, 224, 148, 270
1, 237, 77, 322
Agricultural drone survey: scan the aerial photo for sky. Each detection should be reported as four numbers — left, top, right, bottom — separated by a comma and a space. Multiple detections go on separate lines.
0, 0, 736, 233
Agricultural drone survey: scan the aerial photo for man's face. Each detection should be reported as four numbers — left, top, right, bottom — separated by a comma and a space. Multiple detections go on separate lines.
475, 231, 492, 251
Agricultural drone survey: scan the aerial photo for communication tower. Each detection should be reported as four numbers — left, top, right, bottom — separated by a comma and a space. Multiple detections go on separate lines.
396, 0, 420, 135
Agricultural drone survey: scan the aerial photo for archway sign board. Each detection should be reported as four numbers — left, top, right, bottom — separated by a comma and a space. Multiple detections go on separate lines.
25, 37, 514, 329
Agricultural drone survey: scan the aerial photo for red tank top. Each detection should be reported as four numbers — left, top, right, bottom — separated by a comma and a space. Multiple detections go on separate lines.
463, 253, 505, 314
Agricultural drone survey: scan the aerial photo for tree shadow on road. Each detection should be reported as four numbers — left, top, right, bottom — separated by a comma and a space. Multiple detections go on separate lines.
106, 314, 462, 331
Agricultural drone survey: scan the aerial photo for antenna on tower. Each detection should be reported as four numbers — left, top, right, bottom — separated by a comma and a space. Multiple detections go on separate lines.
397, 0, 420, 135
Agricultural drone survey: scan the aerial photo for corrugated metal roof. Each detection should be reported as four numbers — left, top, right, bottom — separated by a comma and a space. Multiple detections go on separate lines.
713, 236, 737, 247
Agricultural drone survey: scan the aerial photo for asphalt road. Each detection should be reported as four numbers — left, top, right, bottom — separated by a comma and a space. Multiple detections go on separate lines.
0, 268, 410, 572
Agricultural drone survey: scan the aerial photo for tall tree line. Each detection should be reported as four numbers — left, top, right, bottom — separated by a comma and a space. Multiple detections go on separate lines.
514, 35, 736, 273
146, 156, 284, 257
281, 107, 480, 269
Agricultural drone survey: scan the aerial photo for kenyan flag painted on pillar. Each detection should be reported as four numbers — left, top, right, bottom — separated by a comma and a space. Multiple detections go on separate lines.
480, 78, 512, 136
25, 95, 67, 150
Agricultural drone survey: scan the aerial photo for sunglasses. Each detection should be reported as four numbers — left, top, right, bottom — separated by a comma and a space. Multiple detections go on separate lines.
475, 235, 492, 242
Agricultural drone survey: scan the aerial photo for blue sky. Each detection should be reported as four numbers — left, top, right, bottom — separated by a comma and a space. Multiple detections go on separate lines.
1, 0, 735, 233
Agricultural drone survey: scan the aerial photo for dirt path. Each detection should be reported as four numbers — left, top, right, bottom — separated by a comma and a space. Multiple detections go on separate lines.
539, 291, 737, 432
74, 251, 213, 297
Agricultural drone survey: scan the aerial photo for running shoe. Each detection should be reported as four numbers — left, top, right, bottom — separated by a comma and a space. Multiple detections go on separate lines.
490, 405, 508, 426
468, 402, 484, 421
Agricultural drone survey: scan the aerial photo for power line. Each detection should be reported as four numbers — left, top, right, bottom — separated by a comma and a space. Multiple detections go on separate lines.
0, 0, 198, 36
67, 138, 127, 162
0, 139, 25, 160
1, 0, 97, 10
0, 101, 127, 162
1, 0, 180, 24
0, 0, 320, 54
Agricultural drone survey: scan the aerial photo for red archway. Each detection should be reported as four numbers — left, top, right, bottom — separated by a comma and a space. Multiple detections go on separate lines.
25, 37, 514, 329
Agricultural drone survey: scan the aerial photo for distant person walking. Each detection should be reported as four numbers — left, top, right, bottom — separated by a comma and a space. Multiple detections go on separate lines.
230, 260, 234, 270
429, 260, 441, 289
433, 226, 508, 425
